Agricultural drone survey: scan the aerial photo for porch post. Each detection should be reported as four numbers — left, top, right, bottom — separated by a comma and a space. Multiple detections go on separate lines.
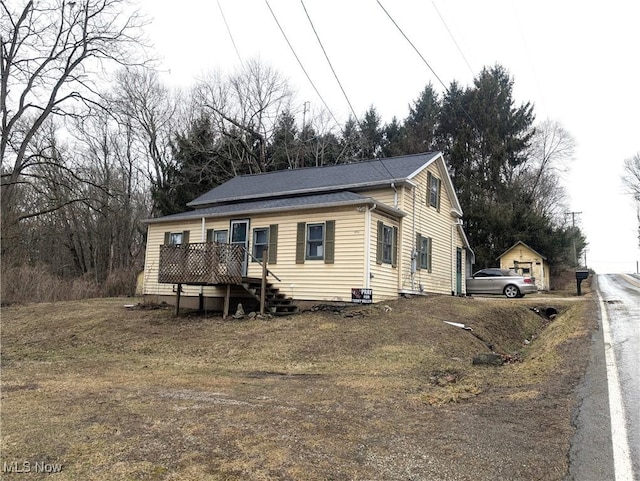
223, 284, 231, 319
260, 248, 267, 315
175, 283, 182, 316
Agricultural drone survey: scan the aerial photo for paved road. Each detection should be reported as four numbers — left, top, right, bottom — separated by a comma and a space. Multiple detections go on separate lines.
599, 273, 640, 480
568, 274, 639, 481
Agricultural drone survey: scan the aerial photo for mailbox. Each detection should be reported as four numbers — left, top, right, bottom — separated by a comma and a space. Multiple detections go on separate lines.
575, 270, 589, 296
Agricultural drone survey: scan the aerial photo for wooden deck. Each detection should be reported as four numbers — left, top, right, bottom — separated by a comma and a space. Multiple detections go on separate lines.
158, 242, 244, 285
158, 242, 296, 316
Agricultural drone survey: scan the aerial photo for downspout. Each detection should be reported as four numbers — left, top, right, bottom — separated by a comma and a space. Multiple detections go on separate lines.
451, 223, 455, 296
452, 219, 463, 295
412, 185, 417, 291
391, 182, 398, 208
364, 203, 377, 289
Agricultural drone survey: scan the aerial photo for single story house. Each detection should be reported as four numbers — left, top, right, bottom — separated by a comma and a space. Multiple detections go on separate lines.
142, 152, 474, 313
498, 241, 550, 291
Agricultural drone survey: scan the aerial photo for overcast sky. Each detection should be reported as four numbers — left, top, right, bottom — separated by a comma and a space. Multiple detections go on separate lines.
139, 0, 640, 274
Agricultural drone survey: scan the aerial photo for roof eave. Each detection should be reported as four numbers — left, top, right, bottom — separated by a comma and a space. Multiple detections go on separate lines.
143, 198, 406, 224
186, 179, 414, 208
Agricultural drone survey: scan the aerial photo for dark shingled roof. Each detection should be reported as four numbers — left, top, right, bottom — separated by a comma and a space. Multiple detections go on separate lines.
187, 152, 440, 207
144, 191, 404, 224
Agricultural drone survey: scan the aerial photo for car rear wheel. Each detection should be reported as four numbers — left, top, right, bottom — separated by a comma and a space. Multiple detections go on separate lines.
504, 285, 520, 298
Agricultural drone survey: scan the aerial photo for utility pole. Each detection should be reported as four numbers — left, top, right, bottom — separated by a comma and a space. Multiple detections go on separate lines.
300, 101, 309, 168
565, 211, 582, 268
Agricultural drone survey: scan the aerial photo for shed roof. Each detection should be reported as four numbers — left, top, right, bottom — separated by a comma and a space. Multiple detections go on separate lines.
498, 241, 548, 261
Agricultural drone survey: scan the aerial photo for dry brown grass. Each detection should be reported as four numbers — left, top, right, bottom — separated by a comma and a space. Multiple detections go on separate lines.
0, 264, 138, 304
0, 293, 594, 480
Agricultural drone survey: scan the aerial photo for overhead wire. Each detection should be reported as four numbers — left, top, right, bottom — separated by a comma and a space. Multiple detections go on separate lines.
264, 0, 343, 132
511, 1, 548, 118
217, 0, 243, 67
431, 1, 475, 78
376, 0, 482, 135
300, 0, 394, 171
299, 0, 360, 127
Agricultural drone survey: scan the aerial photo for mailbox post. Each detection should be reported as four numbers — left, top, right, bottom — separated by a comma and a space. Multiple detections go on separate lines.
575, 270, 589, 296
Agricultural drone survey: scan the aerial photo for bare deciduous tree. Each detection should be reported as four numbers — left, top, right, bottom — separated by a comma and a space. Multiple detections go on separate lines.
622, 152, 640, 199
1, 0, 148, 237
622, 152, 640, 247
111, 67, 178, 202
195, 58, 294, 173
516, 119, 576, 221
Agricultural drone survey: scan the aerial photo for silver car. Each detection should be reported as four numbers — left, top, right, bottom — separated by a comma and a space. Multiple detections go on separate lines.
466, 268, 538, 298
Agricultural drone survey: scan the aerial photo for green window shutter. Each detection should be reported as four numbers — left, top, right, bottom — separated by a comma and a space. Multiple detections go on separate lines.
164, 232, 171, 245
206, 229, 214, 242
436, 178, 441, 212
376, 221, 384, 265
391, 226, 398, 268
268, 224, 278, 264
427, 237, 433, 273
427, 172, 432, 205
296, 222, 305, 264
182, 231, 190, 244
324, 220, 335, 264
415, 233, 422, 271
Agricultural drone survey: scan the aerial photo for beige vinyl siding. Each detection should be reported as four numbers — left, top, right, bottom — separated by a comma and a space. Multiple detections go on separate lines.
357, 187, 399, 209
143, 220, 228, 298
369, 212, 401, 300
244, 207, 365, 301
398, 162, 466, 295
144, 206, 368, 303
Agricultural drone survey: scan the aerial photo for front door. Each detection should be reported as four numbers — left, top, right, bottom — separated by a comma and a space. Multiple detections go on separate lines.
456, 248, 463, 295
230, 219, 250, 276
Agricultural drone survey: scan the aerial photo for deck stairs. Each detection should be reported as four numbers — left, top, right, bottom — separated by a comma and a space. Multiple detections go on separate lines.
240, 277, 298, 316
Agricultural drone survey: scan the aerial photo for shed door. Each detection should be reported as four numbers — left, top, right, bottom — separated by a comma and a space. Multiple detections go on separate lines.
230, 219, 249, 276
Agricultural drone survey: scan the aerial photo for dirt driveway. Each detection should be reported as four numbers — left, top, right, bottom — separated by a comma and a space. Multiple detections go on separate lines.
1, 293, 596, 480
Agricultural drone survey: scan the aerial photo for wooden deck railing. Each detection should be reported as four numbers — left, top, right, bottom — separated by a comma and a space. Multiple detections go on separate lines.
158, 242, 244, 285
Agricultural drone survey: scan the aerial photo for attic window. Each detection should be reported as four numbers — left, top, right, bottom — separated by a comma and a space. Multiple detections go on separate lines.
428, 172, 441, 209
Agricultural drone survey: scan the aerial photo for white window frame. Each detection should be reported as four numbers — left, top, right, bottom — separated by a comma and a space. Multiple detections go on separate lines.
429, 175, 441, 208
252, 227, 269, 261
169, 232, 183, 245
306, 223, 324, 260
382, 225, 393, 264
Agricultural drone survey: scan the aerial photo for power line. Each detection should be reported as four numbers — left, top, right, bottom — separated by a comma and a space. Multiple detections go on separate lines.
376, 1, 449, 97
376, 0, 482, 135
300, 0, 360, 127
300, 0, 392, 170
217, 0, 243, 67
511, 1, 548, 119
431, 1, 474, 78
263, 0, 343, 131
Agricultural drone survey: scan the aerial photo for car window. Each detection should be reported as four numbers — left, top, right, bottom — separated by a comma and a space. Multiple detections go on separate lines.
474, 269, 503, 277
485, 269, 503, 277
